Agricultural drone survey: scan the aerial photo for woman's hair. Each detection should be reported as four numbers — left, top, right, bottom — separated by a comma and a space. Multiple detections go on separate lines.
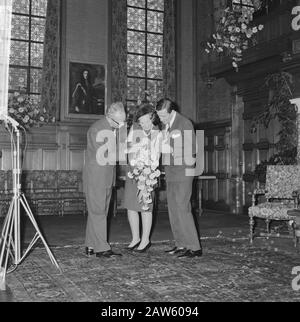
135, 103, 161, 128
156, 98, 178, 113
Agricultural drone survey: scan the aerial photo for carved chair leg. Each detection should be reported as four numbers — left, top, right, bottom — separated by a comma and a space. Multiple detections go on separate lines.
266, 219, 271, 234
287, 220, 294, 238
249, 215, 254, 244
83, 199, 87, 216
59, 200, 64, 216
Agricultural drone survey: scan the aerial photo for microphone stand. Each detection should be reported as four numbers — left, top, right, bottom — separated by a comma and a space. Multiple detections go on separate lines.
0, 114, 60, 291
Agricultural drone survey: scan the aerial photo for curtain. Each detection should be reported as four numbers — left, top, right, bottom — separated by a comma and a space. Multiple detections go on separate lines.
41, 0, 61, 119
163, 0, 176, 102
0, 0, 12, 117
111, 0, 127, 105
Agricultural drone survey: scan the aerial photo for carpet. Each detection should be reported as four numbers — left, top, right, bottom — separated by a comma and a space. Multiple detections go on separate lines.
3, 237, 300, 302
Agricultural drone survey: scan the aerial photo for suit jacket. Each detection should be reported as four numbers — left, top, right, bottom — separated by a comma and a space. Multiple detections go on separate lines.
83, 116, 116, 192
163, 112, 196, 182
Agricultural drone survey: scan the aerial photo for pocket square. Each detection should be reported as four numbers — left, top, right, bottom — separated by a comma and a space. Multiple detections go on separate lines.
171, 133, 181, 139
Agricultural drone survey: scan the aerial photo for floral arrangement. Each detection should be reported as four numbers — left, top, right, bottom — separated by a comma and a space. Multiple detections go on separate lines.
128, 140, 161, 211
205, 5, 264, 71
7, 91, 55, 130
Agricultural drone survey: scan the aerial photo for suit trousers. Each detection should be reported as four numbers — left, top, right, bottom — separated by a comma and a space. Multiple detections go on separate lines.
166, 180, 201, 251
85, 184, 112, 252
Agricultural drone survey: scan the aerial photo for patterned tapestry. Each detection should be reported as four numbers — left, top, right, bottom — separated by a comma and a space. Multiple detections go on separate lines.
41, 0, 61, 120
163, 0, 176, 102
111, 0, 127, 105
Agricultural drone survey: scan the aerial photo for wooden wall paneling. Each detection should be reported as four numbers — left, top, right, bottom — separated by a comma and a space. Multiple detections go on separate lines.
22, 149, 41, 170
58, 129, 69, 170
1, 150, 13, 171
43, 150, 58, 170
70, 149, 85, 171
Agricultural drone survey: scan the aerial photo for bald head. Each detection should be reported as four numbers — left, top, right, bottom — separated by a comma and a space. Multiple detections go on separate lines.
106, 102, 126, 128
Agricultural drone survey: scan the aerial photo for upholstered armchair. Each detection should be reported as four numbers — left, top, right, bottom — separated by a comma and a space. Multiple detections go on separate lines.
0, 171, 10, 216
248, 165, 300, 247
57, 170, 86, 216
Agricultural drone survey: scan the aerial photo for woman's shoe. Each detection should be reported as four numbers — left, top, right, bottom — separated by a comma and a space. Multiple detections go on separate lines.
126, 241, 141, 251
134, 242, 151, 253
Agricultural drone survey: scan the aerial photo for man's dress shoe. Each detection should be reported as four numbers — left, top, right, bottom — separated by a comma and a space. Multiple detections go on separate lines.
96, 250, 122, 258
164, 247, 186, 255
85, 247, 94, 256
177, 249, 203, 258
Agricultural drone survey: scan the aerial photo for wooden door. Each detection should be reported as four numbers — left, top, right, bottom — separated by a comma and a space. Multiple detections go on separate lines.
201, 122, 231, 213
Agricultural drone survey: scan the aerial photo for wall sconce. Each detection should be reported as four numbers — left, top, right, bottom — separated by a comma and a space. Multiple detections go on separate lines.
281, 51, 292, 63
290, 98, 300, 113
204, 76, 216, 89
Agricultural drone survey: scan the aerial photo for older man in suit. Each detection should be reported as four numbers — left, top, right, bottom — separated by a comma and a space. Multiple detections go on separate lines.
156, 98, 202, 258
83, 102, 126, 258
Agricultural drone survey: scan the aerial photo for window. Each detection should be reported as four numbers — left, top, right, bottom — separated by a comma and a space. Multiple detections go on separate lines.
9, 0, 48, 103
231, 0, 281, 18
127, 0, 164, 111
231, 0, 256, 16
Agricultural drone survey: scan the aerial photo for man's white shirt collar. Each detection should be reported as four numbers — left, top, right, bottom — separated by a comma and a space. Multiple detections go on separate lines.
167, 111, 176, 130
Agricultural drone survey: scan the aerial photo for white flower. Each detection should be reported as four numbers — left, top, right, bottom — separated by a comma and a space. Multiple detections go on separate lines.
252, 26, 258, 33
232, 61, 238, 68
241, 23, 247, 30
258, 24, 264, 31
23, 116, 30, 123
155, 169, 161, 176
128, 172, 134, 179
137, 184, 146, 191
205, 49, 210, 53
138, 175, 146, 182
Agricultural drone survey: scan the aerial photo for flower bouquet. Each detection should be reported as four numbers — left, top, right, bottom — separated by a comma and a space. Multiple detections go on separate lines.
205, 6, 264, 71
6, 91, 55, 130
128, 140, 161, 211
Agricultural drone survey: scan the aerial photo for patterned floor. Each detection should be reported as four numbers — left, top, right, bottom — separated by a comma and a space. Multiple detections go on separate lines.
3, 237, 300, 302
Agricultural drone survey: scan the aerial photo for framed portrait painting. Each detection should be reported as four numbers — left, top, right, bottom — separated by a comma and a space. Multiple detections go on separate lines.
67, 61, 107, 119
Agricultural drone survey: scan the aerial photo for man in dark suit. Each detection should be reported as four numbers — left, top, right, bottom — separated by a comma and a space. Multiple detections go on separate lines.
156, 98, 202, 258
83, 102, 126, 258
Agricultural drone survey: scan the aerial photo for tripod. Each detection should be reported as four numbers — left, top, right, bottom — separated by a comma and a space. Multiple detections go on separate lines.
0, 117, 60, 291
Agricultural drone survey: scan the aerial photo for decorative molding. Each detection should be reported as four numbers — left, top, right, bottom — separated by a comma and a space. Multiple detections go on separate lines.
216, 172, 229, 180
256, 141, 270, 150
196, 119, 231, 130
243, 143, 255, 151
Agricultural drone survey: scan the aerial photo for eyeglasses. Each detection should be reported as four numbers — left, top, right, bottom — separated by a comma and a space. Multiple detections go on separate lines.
108, 116, 125, 128
109, 117, 120, 126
